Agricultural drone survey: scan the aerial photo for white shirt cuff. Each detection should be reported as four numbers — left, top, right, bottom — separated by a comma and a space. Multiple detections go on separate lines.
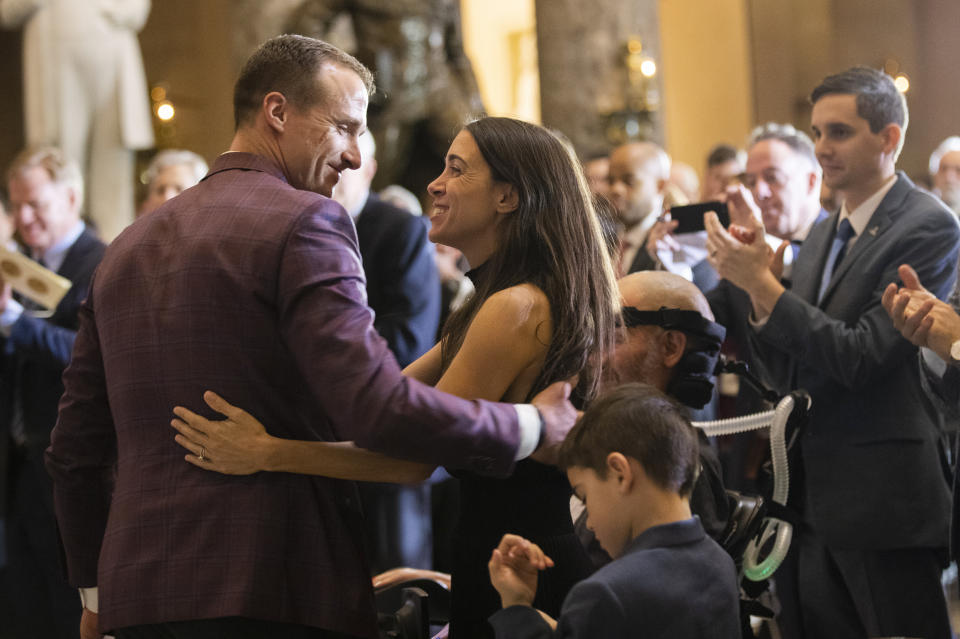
0, 298, 23, 337
921, 346, 949, 376
513, 404, 542, 460
79, 586, 98, 613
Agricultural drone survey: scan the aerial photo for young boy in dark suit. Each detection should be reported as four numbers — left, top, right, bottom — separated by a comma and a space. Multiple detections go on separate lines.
487, 383, 741, 638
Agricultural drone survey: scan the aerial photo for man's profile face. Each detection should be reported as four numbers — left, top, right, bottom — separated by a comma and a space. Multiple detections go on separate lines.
701, 159, 742, 200
8, 166, 79, 253
607, 149, 664, 227
584, 157, 610, 198
934, 150, 960, 210
743, 139, 814, 239
606, 324, 669, 392
279, 64, 369, 197
333, 134, 376, 214
811, 93, 888, 195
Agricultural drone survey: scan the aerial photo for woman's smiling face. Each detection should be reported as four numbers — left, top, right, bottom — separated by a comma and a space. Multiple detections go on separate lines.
426, 130, 505, 264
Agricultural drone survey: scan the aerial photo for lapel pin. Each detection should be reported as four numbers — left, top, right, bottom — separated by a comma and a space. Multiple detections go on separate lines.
868, 226, 878, 236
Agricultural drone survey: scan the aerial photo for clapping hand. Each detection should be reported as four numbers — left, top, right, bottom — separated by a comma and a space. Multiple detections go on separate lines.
488, 534, 554, 608
882, 264, 960, 362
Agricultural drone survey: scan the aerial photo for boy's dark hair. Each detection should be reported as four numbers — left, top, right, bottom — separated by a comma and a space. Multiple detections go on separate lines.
706, 144, 740, 169
559, 383, 700, 497
809, 66, 908, 134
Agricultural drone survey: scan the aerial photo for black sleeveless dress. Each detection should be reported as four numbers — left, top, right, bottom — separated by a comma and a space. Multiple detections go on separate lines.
446, 266, 593, 638
448, 460, 594, 638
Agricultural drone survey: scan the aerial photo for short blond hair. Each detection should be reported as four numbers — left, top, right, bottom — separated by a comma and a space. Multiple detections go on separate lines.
7, 146, 84, 205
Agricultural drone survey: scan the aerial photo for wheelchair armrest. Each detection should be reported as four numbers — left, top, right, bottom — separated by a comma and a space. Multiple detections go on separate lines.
374, 569, 452, 627
719, 490, 767, 568
374, 568, 451, 592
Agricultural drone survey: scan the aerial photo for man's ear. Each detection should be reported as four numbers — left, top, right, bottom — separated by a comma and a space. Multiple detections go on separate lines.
662, 329, 686, 368
606, 452, 634, 493
879, 123, 902, 158
263, 92, 288, 134
63, 185, 80, 215
494, 183, 520, 214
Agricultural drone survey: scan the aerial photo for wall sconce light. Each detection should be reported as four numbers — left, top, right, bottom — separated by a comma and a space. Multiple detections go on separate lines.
601, 37, 660, 145
883, 59, 910, 94
156, 102, 175, 121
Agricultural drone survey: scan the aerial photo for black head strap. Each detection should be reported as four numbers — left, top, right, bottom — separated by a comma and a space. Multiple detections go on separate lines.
620, 306, 727, 409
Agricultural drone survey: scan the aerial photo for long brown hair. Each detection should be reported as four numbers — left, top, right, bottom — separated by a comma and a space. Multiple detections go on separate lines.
439, 117, 619, 402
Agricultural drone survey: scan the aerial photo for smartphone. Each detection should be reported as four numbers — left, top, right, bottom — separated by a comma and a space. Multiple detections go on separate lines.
668, 201, 729, 234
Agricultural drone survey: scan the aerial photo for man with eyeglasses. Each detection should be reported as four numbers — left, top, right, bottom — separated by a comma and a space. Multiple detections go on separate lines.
706, 125, 828, 414
711, 123, 831, 290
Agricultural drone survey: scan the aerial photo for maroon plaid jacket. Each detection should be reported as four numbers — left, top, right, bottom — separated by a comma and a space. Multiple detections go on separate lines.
45, 153, 521, 636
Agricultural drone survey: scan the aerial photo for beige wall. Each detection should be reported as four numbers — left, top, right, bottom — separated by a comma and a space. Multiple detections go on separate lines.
462, 0, 540, 122
139, 0, 235, 167
747, 0, 960, 180
659, 0, 755, 174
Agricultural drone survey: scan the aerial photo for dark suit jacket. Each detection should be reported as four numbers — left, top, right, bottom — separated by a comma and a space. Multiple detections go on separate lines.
44, 153, 524, 636
750, 173, 960, 550
489, 517, 740, 638
355, 193, 439, 367
0, 228, 104, 510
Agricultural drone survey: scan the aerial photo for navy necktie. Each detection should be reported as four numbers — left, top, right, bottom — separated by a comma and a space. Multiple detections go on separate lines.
817, 218, 855, 303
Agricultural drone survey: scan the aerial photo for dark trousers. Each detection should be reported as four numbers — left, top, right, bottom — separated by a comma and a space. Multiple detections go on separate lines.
777, 520, 951, 639
0, 449, 81, 639
113, 617, 363, 639
358, 481, 432, 574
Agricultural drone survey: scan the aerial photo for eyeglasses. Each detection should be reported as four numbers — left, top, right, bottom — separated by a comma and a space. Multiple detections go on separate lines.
740, 168, 790, 191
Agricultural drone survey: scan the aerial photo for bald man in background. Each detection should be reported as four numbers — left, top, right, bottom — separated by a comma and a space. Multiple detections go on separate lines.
606, 142, 671, 277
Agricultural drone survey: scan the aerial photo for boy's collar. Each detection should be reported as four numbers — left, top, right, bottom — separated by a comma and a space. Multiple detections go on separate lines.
624, 516, 704, 554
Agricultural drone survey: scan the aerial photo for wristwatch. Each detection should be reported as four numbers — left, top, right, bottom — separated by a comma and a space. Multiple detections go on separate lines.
950, 339, 960, 364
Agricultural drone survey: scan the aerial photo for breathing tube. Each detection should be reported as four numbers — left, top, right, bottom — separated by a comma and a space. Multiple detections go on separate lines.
693, 392, 807, 581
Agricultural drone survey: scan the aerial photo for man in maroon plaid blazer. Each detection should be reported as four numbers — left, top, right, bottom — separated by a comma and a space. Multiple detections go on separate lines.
44, 36, 575, 639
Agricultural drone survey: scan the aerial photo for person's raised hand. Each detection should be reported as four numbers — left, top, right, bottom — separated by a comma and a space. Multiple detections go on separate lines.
645, 217, 680, 260
724, 183, 763, 229
171, 391, 272, 474
705, 211, 772, 292
882, 264, 960, 361
488, 534, 554, 608
529, 381, 576, 465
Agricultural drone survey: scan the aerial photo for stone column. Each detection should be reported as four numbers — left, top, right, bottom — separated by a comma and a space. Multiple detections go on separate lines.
534, 0, 664, 156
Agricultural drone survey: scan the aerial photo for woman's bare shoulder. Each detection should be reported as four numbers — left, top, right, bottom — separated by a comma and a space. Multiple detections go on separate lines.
483, 283, 550, 316
475, 283, 552, 341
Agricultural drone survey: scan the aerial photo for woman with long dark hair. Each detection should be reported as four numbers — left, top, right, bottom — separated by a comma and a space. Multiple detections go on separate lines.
173, 117, 618, 636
